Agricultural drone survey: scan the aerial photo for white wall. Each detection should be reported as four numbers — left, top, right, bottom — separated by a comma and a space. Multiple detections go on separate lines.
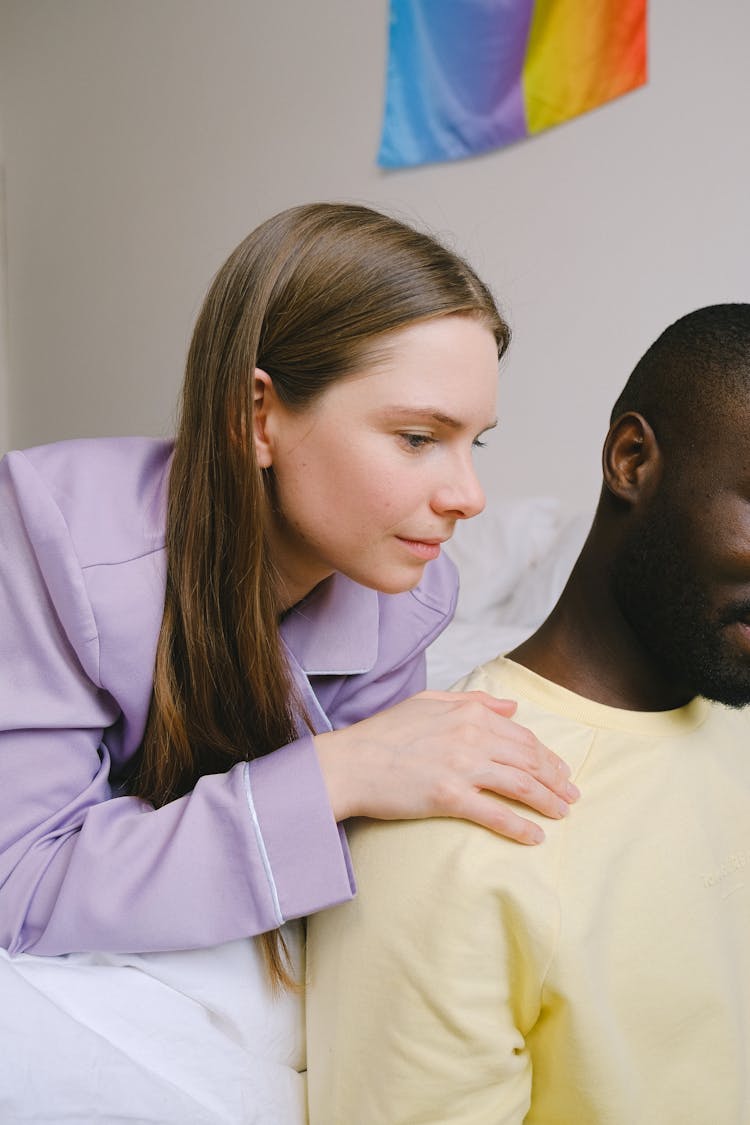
0, 114, 9, 455
1, 0, 749, 513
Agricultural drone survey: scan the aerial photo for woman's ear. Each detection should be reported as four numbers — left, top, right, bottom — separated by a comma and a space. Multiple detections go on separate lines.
253, 368, 276, 468
602, 412, 662, 505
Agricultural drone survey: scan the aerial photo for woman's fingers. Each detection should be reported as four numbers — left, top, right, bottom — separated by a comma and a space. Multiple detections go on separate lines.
445, 790, 546, 845
428, 749, 573, 830
425, 691, 578, 805
421, 689, 518, 719
314, 689, 580, 839
481, 714, 580, 804
473, 762, 574, 820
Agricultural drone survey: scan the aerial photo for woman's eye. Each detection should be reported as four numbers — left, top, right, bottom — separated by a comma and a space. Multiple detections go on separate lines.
472, 438, 487, 449
400, 433, 435, 450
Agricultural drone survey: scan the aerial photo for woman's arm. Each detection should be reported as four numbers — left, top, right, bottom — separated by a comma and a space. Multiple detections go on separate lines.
0, 447, 353, 955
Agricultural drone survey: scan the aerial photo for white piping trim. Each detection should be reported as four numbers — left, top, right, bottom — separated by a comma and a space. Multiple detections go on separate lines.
242, 762, 284, 927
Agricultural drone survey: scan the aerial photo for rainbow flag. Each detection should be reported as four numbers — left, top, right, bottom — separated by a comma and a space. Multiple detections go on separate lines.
378, 0, 648, 168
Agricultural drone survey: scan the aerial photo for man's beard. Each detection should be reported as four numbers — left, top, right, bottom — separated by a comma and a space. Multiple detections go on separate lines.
612, 507, 750, 709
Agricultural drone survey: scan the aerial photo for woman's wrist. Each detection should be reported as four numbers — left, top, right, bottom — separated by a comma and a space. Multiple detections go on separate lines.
313, 730, 360, 823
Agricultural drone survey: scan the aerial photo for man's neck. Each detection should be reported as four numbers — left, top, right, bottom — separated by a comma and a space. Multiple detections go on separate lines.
508, 551, 695, 712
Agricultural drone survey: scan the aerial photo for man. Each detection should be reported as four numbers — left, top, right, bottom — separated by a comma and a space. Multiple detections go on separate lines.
306, 304, 750, 1124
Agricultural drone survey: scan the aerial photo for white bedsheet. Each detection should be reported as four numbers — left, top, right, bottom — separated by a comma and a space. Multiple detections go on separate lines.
0, 926, 306, 1124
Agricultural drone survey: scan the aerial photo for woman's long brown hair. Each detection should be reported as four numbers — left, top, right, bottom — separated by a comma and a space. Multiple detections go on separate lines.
131, 203, 511, 986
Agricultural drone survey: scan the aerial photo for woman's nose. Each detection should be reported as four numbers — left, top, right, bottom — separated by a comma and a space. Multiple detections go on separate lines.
431, 457, 486, 521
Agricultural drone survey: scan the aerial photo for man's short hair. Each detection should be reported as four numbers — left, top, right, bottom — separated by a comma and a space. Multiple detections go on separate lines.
610, 304, 750, 448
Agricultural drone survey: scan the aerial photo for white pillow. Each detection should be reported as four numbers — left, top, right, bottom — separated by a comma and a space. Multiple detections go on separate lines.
500, 511, 591, 628
427, 504, 591, 690
444, 497, 562, 621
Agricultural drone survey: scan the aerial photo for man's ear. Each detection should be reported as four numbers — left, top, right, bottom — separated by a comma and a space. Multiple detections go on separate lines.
252, 368, 276, 468
602, 412, 662, 504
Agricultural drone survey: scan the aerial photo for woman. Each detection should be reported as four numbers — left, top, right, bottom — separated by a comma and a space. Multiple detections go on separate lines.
0, 203, 576, 1122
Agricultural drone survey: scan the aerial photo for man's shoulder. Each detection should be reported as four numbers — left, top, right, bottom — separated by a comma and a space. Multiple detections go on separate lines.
346, 790, 561, 917
452, 653, 515, 695
700, 698, 750, 746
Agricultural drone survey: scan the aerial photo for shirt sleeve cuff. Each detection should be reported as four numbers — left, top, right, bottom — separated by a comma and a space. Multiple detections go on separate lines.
245, 735, 356, 924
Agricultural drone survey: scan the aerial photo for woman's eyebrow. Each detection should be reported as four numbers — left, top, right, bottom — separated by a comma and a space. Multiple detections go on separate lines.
377, 407, 498, 431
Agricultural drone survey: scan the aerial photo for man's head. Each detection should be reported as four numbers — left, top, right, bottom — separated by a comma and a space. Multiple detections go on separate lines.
601, 304, 750, 707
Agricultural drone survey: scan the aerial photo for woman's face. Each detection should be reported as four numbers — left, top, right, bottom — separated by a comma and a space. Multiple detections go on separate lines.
255, 315, 500, 608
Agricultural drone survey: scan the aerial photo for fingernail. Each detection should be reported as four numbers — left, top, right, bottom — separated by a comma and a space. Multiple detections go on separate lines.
566, 781, 580, 801
529, 825, 545, 844
556, 800, 570, 817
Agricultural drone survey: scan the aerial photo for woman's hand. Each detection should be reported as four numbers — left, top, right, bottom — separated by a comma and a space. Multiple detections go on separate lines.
313, 690, 579, 845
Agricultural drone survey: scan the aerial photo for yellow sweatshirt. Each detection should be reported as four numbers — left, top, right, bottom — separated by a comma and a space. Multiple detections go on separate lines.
307, 657, 750, 1124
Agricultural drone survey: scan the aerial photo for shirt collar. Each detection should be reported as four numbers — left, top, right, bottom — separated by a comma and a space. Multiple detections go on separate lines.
279, 572, 380, 676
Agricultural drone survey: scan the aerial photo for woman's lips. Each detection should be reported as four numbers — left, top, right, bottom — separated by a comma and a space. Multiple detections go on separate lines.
396, 537, 444, 561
